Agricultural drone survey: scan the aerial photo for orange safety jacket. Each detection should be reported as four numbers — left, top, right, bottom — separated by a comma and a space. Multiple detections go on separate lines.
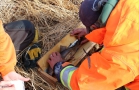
0, 20, 16, 77
58, 0, 139, 90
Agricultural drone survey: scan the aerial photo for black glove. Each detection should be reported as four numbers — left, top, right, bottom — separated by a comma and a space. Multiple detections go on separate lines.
22, 43, 41, 68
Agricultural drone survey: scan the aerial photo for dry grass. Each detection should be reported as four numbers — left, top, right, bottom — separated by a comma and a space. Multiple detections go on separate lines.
0, 0, 83, 90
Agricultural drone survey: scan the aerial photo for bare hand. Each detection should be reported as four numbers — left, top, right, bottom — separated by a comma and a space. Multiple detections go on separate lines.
0, 81, 15, 90
70, 28, 88, 39
47, 52, 63, 69
3, 71, 30, 82
70, 28, 89, 44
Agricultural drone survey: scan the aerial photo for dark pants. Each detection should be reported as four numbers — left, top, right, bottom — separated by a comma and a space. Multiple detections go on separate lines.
4, 20, 35, 54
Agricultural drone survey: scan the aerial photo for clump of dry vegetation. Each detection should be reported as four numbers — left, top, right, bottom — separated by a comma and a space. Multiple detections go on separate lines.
0, 0, 83, 89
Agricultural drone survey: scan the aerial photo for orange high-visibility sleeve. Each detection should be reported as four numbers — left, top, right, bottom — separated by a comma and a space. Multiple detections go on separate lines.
70, 52, 135, 90
0, 20, 16, 77
125, 75, 139, 90
60, 52, 135, 90
85, 28, 106, 44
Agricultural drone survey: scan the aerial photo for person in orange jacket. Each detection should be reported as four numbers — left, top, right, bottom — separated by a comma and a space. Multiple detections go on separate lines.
0, 20, 33, 89
48, 0, 139, 90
